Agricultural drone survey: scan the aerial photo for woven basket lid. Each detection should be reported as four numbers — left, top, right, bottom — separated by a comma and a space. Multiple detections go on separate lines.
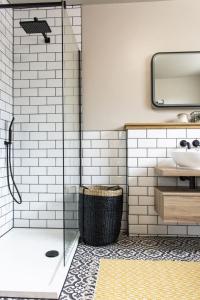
79, 185, 123, 197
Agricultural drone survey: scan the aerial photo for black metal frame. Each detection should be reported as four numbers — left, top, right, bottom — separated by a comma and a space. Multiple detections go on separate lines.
151, 51, 200, 108
61, 0, 65, 267
125, 130, 129, 236
180, 176, 197, 190
78, 50, 82, 187
0, 1, 66, 9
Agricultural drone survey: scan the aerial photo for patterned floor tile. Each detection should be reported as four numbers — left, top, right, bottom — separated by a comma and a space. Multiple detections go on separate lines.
1, 236, 200, 300
60, 236, 200, 300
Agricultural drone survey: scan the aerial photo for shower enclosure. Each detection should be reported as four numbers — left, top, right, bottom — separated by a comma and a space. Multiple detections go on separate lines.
0, 1, 81, 298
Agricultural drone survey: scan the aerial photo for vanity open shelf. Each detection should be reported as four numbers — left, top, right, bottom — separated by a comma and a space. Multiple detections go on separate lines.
155, 167, 200, 224
155, 166, 200, 177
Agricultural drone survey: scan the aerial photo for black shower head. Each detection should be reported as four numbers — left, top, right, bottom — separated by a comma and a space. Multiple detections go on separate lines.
20, 17, 51, 43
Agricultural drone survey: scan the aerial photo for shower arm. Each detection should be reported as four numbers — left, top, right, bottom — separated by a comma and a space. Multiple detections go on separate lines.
33, 17, 50, 43
42, 32, 50, 44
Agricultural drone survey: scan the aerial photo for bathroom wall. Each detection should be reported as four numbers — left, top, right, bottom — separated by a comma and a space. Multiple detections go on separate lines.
81, 0, 200, 235
66, 5, 81, 51
127, 128, 200, 236
13, 6, 63, 228
13, 6, 81, 228
0, 3, 13, 237
81, 130, 127, 231
82, 0, 200, 130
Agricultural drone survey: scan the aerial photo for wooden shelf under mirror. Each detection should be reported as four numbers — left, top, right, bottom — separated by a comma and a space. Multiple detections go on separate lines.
124, 123, 200, 130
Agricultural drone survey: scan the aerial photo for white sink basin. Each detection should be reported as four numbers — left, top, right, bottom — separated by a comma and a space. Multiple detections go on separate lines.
172, 151, 200, 169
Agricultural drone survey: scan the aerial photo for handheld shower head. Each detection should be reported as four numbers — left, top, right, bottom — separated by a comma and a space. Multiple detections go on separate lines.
8, 117, 14, 144
4, 117, 14, 145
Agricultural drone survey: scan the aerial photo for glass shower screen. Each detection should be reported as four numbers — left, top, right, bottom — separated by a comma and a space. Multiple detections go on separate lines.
62, 5, 81, 265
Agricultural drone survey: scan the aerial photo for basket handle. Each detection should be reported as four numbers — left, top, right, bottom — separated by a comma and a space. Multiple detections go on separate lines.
107, 186, 121, 191
82, 185, 89, 190
108, 186, 123, 198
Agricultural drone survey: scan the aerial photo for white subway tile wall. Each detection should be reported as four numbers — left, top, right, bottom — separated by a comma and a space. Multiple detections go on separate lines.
0, 3, 13, 237
82, 131, 127, 231
66, 6, 81, 50
13, 6, 81, 228
127, 128, 200, 236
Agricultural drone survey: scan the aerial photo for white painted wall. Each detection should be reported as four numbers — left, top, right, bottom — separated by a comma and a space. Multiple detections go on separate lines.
82, 0, 200, 130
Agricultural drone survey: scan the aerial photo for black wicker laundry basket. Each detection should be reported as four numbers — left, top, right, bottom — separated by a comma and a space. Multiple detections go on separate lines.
79, 185, 123, 246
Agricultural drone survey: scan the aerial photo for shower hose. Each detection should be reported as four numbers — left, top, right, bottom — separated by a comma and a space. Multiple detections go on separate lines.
5, 118, 22, 204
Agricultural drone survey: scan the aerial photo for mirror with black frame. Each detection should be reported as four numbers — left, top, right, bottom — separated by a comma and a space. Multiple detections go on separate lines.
151, 51, 200, 107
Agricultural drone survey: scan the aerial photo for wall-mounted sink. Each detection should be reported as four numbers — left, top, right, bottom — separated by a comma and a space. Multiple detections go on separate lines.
172, 151, 200, 169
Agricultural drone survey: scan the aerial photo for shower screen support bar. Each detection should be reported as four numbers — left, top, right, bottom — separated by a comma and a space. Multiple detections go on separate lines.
0, 1, 66, 9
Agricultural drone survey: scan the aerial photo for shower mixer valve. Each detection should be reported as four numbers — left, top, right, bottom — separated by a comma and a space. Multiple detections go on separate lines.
180, 139, 200, 148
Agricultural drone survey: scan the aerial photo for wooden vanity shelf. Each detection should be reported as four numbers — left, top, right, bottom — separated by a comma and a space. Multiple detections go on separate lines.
155, 166, 200, 177
155, 187, 200, 224
155, 167, 200, 224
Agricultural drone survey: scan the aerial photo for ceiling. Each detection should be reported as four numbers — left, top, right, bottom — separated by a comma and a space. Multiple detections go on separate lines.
8, 0, 171, 6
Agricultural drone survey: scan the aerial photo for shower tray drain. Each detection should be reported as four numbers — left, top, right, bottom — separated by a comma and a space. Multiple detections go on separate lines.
45, 250, 59, 258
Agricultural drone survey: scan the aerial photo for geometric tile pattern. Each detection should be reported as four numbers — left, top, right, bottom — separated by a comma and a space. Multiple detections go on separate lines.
1, 236, 200, 300
60, 236, 200, 300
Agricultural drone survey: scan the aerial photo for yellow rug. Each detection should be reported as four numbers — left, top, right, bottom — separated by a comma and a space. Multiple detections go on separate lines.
94, 259, 200, 300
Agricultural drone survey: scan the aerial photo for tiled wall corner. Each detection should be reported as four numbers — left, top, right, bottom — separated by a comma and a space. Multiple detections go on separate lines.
82, 130, 127, 232
0, 3, 13, 237
0, 5, 82, 232
13, 6, 81, 229
13, 6, 63, 228
127, 128, 200, 236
